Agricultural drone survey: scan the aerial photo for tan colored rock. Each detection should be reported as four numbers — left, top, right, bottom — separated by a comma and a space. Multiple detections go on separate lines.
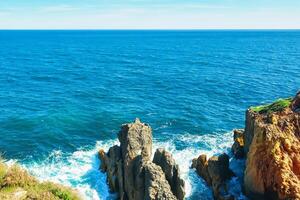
192, 153, 234, 200
98, 149, 107, 172
231, 129, 245, 159
192, 154, 212, 185
244, 109, 257, 155
244, 96, 300, 200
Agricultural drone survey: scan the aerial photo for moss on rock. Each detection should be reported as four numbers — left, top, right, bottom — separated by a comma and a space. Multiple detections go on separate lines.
0, 160, 81, 200
250, 97, 293, 114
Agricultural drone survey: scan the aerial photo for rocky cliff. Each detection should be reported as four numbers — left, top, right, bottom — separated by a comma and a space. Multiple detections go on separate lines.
243, 92, 300, 200
191, 91, 300, 200
99, 118, 185, 200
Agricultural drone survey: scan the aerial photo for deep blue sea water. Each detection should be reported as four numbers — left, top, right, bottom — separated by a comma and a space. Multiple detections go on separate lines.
0, 30, 300, 199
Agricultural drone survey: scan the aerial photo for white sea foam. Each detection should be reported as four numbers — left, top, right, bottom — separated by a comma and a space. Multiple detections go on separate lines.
22, 131, 246, 200
23, 140, 119, 200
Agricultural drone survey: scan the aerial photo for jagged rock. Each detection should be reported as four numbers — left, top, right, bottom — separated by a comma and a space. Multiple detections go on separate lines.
118, 118, 153, 200
144, 161, 177, 200
244, 109, 257, 155
192, 153, 235, 200
99, 118, 184, 200
192, 154, 212, 185
244, 93, 300, 200
153, 148, 185, 200
98, 149, 107, 172
231, 129, 244, 159
98, 145, 123, 193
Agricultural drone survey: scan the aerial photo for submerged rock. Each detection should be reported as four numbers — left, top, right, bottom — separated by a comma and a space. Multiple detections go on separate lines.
192, 153, 235, 200
244, 92, 300, 200
99, 118, 185, 200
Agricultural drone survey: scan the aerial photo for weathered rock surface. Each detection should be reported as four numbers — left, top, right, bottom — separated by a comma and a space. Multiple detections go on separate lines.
98, 146, 123, 193
244, 109, 257, 156
231, 129, 245, 159
153, 148, 185, 200
291, 91, 300, 112
99, 118, 184, 200
192, 153, 235, 200
144, 161, 177, 200
243, 93, 300, 200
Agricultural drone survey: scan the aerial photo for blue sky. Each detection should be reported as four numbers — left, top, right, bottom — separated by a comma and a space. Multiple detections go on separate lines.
0, 0, 299, 29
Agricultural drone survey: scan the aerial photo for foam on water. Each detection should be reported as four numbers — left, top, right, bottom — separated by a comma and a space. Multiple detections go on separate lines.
22, 131, 246, 200
22, 140, 119, 200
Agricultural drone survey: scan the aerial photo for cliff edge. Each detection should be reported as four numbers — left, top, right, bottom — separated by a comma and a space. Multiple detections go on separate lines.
244, 92, 300, 200
191, 91, 300, 200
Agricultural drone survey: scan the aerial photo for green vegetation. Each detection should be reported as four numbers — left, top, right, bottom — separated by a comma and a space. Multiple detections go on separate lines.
0, 159, 81, 200
250, 97, 293, 114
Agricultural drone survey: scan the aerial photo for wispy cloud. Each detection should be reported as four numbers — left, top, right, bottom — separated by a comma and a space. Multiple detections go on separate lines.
0, 0, 299, 29
39, 5, 79, 13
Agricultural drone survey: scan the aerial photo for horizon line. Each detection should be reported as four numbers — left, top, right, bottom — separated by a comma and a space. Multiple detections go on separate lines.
0, 28, 300, 31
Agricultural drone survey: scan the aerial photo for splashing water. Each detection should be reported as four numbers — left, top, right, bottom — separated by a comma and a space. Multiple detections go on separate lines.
21, 131, 246, 200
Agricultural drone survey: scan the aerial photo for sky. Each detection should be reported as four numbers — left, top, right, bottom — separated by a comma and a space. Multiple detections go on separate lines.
0, 0, 299, 29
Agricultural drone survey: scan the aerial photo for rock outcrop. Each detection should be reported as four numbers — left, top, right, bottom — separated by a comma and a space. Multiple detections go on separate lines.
243, 93, 300, 200
99, 118, 185, 200
291, 91, 300, 112
153, 148, 185, 200
192, 153, 235, 200
231, 129, 245, 159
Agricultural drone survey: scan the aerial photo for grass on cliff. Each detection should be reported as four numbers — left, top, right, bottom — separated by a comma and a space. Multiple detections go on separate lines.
0, 159, 80, 200
250, 97, 293, 114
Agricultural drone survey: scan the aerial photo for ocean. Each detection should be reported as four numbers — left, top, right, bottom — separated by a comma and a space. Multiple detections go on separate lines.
0, 30, 299, 199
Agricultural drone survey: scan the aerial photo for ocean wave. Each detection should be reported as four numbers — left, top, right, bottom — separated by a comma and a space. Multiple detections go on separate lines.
21, 131, 245, 200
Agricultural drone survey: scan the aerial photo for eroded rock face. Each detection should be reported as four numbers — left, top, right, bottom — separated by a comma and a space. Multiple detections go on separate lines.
244, 94, 300, 200
99, 119, 184, 200
244, 109, 257, 155
291, 91, 300, 112
98, 145, 123, 194
144, 161, 177, 200
153, 148, 185, 200
118, 118, 153, 200
231, 129, 245, 159
192, 153, 235, 200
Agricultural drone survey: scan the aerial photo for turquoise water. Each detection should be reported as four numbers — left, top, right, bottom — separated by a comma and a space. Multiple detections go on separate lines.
0, 30, 299, 199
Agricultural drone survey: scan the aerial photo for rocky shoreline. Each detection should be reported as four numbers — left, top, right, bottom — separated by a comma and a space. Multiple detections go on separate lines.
99, 91, 300, 200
